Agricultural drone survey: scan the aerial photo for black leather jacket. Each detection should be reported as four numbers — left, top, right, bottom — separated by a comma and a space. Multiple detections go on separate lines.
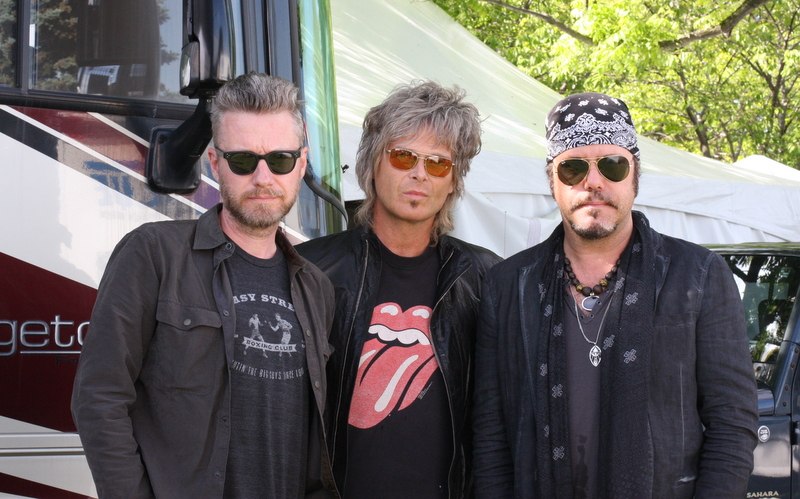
297, 227, 501, 498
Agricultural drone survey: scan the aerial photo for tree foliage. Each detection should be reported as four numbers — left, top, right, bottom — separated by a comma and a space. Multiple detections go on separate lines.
431, 0, 800, 169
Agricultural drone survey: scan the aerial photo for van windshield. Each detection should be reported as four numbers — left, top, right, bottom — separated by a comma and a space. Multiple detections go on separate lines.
721, 253, 799, 387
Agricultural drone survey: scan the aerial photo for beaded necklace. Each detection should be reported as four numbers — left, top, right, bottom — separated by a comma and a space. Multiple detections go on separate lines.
564, 257, 620, 312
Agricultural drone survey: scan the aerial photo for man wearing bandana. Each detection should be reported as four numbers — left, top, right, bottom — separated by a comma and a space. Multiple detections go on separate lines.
472, 93, 758, 498
298, 81, 501, 498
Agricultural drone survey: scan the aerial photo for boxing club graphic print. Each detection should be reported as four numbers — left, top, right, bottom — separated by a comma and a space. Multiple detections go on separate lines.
231, 294, 304, 380
349, 302, 440, 428
226, 246, 306, 383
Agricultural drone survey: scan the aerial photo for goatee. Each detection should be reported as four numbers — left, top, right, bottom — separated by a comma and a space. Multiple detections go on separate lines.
568, 193, 619, 240
221, 184, 295, 230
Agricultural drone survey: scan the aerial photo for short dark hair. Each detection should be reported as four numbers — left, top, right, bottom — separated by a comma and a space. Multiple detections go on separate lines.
211, 72, 304, 147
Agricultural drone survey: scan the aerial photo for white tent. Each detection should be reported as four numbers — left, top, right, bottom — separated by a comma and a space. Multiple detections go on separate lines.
330, 0, 800, 257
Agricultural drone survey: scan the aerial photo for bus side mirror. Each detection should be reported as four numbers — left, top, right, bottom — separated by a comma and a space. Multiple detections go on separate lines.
146, 97, 212, 194
146, 0, 234, 194
180, 0, 234, 98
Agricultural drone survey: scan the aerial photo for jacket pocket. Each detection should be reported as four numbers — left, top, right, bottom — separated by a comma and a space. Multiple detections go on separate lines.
141, 300, 224, 395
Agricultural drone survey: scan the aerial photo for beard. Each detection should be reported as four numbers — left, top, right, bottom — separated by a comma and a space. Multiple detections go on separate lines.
570, 217, 618, 240
567, 193, 620, 240
220, 181, 299, 231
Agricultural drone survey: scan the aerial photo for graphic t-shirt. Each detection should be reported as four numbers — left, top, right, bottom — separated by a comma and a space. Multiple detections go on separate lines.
343, 243, 451, 498
223, 245, 308, 499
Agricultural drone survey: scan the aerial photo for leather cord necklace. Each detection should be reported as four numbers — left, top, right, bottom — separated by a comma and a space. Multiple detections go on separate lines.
564, 257, 620, 312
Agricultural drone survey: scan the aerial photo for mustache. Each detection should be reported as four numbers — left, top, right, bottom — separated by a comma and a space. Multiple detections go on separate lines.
570, 192, 618, 212
247, 187, 285, 198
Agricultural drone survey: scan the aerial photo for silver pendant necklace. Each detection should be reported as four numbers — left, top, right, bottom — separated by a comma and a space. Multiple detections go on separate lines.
582, 294, 599, 312
564, 257, 620, 313
573, 292, 614, 367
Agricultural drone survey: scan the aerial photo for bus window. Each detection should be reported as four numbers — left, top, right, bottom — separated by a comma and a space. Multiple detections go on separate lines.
29, 0, 190, 104
0, 0, 16, 86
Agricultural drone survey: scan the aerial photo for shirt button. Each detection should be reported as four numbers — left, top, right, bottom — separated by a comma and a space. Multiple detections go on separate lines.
222, 416, 228, 422
223, 310, 230, 317
305, 329, 311, 337
215, 471, 221, 477
183, 319, 192, 326
225, 243, 232, 250
314, 381, 321, 389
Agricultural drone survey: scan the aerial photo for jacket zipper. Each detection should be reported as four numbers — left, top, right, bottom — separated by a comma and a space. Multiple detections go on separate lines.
331, 238, 370, 466
430, 248, 470, 497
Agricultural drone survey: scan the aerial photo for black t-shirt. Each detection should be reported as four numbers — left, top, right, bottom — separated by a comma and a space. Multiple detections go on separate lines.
564, 284, 616, 499
343, 242, 452, 498
223, 245, 309, 499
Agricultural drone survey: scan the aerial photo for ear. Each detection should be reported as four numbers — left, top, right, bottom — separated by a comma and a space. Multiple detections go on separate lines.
208, 147, 221, 182
297, 146, 308, 178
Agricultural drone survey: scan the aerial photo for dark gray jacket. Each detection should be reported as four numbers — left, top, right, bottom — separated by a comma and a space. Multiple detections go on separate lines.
473, 224, 758, 498
297, 227, 501, 498
72, 205, 336, 498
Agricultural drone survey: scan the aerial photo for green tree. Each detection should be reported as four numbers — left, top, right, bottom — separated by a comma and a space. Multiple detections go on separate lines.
432, 0, 800, 168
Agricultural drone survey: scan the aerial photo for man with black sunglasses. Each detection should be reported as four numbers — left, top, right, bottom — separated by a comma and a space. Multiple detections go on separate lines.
72, 73, 336, 498
472, 92, 758, 498
297, 80, 501, 498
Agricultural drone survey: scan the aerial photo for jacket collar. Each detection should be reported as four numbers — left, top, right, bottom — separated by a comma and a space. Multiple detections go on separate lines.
193, 204, 228, 251
276, 227, 308, 273
356, 225, 468, 289
355, 224, 458, 260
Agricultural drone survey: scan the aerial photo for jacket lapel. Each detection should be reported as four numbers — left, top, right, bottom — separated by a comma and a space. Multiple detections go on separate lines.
518, 263, 540, 400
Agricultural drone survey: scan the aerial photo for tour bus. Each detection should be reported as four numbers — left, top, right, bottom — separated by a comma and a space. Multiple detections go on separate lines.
0, 0, 344, 496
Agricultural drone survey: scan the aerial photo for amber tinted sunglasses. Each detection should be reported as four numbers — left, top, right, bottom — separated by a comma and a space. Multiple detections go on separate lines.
386, 148, 453, 178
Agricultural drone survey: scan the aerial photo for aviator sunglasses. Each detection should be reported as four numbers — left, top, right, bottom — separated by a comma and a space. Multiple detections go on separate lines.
215, 148, 302, 176
557, 155, 631, 186
386, 148, 453, 178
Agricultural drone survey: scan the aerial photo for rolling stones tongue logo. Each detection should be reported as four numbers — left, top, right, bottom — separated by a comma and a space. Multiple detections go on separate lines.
348, 303, 438, 429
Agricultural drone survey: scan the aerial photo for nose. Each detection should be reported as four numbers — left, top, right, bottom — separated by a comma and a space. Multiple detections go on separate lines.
408, 156, 429, 179
582, 159, 605, 189
251, 159, 276, 185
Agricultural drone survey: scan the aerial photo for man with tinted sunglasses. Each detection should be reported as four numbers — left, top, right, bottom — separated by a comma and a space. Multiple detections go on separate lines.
298, 81, 501, 498
72, 73, 336, 498
472, 92, 758, 498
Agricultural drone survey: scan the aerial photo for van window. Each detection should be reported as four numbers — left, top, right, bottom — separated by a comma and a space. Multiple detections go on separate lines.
28, 0, 190, 103
723, 254, 800, 385
0, 0, 16, 86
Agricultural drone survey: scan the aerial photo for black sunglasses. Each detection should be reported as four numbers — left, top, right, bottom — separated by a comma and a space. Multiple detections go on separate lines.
386, 148, 453, 178
215, 148, 301, 176
557, 155, 631, 186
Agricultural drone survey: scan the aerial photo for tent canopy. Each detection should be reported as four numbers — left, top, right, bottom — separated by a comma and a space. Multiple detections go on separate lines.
331, 0, 800, 257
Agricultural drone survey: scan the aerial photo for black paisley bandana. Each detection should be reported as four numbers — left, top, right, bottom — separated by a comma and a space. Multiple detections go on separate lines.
545, 92, 640, 162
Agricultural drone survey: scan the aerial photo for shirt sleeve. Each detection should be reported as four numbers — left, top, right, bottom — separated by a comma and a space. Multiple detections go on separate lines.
71, 228, 158, 498
694, 252, 759, 496
472, 274, 515, 498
